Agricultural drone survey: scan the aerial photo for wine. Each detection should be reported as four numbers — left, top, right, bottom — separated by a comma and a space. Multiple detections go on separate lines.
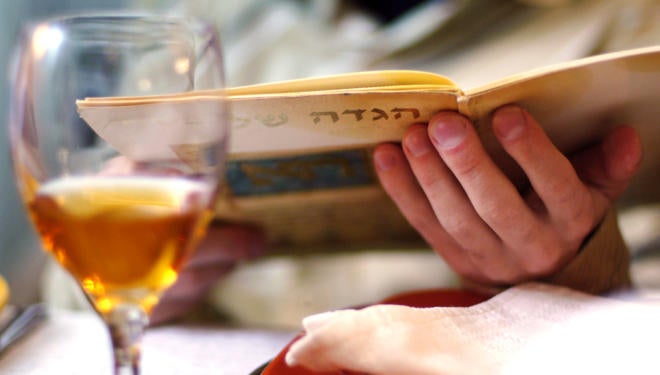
28, 176, 213, 314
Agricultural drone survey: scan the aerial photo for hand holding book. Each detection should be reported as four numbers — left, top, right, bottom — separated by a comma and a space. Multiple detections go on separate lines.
373, 104, 640, 289
76, 46, 659, 256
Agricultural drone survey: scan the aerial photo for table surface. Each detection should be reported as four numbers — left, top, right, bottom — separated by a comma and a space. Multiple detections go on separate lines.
0, 307, 297, 375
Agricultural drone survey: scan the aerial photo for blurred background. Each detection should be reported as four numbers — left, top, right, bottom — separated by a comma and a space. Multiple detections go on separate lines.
0, 0, 131, 306
1, 0, 658, 327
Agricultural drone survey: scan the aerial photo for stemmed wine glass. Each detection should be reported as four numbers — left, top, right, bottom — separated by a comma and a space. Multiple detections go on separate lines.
8, 14, 227, 374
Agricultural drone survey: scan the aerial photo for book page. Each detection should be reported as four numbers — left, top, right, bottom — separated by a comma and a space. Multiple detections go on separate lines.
225, 70, 457, 96
75, 46, 659, 251
78, 81, 460, 159
221, 90, 458, 252
76, 98, 227, 170
227, 90, 459, 158
216, 185, 424, 253
460, 45, 660, 205
77, 86, 458, 252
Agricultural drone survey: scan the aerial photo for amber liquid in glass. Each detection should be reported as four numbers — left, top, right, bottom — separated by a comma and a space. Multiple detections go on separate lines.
28, 176, 212, 315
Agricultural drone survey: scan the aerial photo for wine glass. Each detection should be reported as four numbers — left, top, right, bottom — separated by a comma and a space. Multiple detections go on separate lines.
8, 13, 227, 374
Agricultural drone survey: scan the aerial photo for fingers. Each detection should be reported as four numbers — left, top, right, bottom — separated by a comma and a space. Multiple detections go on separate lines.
286, 309, 360, 372
372, 142, 436, 232
185, 223, 265, 268
165, 263, 235, 300
151, 224, 267, 325
373, 142, 481, 280
374, 105, 628, 285
424, 112, 558, 279
400, 122, 520, 280
572, 125, 642, 203
286, 305, 484, 374
150, 299, 198, 326
150, 262, 235, 325
401, 124, 499, 251
286, 307, 396, 373
491, 105, 595, 245
600, 125, 643, 186
426, 112, 549, 251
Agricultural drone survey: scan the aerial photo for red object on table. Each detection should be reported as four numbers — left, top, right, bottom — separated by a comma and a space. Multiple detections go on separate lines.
261, 288, 490, 375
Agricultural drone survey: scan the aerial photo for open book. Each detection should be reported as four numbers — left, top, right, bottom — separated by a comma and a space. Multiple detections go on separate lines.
77, 45, 660, 253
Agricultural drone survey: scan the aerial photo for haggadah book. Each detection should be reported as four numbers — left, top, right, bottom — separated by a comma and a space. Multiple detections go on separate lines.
77, 45, 660, 253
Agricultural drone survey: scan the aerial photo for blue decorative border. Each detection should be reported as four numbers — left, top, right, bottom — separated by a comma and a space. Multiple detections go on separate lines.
226, 149, 376, 196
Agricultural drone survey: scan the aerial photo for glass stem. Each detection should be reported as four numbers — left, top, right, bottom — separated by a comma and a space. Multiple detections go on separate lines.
107, 305, 149, 375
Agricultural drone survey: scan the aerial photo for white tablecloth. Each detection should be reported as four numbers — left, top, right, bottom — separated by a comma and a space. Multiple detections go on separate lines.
0, 308, 296, 375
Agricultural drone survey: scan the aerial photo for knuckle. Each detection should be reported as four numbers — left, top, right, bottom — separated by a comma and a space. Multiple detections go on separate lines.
460, 245, 518, 284
478, 262, 519, 284
503, 213, 545, 251
548, 177, 578, 205
543, 173, 594, 223
519, 242, 565, 277
452, 262, 480, 280
516, 222, 543, 249
477, 201, 517, 227
564, 202, 596, 239
416, 169, 441, 189
446, 149, 482, 178
567, 215, 594, 243
407, 214, 437, 236
440, 215, 472, 240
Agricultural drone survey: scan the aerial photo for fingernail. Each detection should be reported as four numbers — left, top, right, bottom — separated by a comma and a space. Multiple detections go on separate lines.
403, 128, 432, 157
493, 106, 526, 141
374, 149, 397, 171
430, 114, 467, 150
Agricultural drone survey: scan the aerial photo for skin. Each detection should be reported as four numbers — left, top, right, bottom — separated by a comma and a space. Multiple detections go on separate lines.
151, 104, 643, 323
150, 223, 265, 325
373, 104, 642, 287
